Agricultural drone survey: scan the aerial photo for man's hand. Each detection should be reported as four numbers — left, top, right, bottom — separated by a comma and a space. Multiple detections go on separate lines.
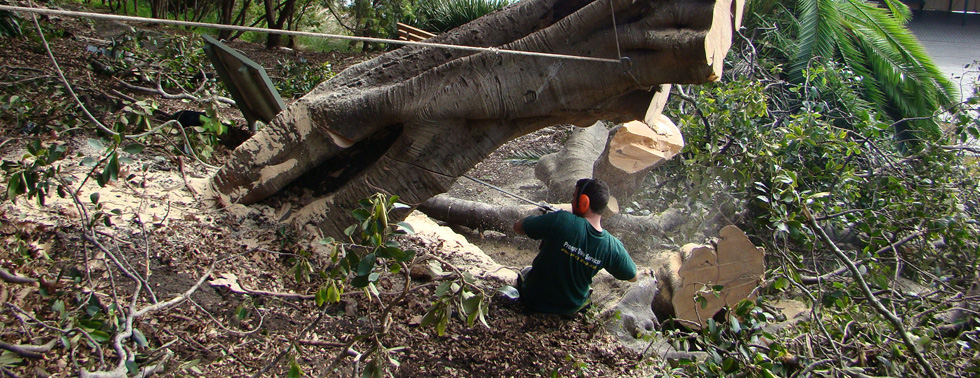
629, 268, 655, 282
513, 218, 526, 235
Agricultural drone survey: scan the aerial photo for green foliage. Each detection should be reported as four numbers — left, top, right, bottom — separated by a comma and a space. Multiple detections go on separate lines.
0, 88, 85, 134
504, 147, 555, 166
275, 59, 335, 99
0, 9, 23, 37
278, 193, 493, 376
419, 263, 489, 336
406, 0, 514, 32
787, 0, 955, 143
671, 300, 791, 378
644, 15, 980, 374
1, 139, 68, 206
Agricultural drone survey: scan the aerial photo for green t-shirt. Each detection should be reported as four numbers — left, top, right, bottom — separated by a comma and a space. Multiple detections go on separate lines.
520, 211, 636, 314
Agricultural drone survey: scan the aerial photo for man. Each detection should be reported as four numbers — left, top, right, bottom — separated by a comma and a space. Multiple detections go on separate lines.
513, 178, 637, 315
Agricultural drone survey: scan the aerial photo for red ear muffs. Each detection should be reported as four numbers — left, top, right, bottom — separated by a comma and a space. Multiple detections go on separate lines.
574, 180, 592, 215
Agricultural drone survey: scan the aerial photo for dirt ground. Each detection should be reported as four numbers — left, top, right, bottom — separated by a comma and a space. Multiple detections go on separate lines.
0, 7, 658, 377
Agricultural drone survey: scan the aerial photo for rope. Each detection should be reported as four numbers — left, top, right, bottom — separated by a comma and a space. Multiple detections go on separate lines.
609, 0, 646, 89
0, 4, 621, 65
462, 174, 557, 212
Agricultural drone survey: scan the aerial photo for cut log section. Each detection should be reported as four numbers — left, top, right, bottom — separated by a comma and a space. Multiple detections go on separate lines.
605, 119, 683, 174
667, 225, 765, 329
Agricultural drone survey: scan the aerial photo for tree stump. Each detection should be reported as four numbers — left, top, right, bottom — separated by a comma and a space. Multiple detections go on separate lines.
657, 225, 765, 329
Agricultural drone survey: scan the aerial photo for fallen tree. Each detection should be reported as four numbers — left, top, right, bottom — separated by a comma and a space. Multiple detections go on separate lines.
418, 194, 687, 244
208, 0, 746, 237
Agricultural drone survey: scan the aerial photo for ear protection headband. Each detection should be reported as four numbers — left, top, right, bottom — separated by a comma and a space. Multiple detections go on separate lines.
574, 179, 593, 216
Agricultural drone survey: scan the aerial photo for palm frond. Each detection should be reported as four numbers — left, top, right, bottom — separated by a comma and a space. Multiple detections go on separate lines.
504, 148, 556, 166
789, 0, 956, 143
790, 0, 845, 81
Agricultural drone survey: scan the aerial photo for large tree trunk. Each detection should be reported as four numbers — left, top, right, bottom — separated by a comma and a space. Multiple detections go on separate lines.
534, 122, 610, 203
209, 0, 745, 238
418, 194, 687, 243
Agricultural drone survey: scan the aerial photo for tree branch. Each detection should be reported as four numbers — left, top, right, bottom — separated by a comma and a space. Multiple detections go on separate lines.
804, 206, 939, 378
0, 268, 35, 284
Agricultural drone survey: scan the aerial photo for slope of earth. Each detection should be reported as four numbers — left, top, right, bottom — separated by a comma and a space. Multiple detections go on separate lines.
0, 6, 656, 377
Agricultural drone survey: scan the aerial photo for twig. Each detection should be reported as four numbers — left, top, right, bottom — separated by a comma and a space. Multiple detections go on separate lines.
188, 297, 264, 336
803, 206, 940, 378
799, 229, 926, 284
798, 358, 833, 376
251, 305, 330, 378
298, 340, 347, 348
80, 261, 216, 378
113, 77, 235, 105
0, 267, 36, 284
28, 8, 117, 136
0, 339, 57, 359
0, 366, 21, 378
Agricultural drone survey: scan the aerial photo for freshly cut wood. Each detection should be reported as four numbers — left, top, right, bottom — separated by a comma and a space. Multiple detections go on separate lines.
668, 225, 765, 329
593, 116, 683, 202
644, 84, 671, 123
605, 118, 683, 174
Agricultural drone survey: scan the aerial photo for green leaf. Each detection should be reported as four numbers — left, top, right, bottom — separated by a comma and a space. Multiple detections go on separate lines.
774, 277, 790, 290
123, 143, 144, 154
435, 281, 454, 297
90, 192, 100, 204
81, 156, 99, 167
126, 360, 139, 374
315, 287, 327, 307
344, 224, 357, 237
420, 307, 439, 327
87, 138, 105, 150
89, 330, 111, 343
132, 328, 148, 347
351, 274, 371, 288
352, 208, 371, 222
107, 154, 119, 181
0, 350, 24, 366
288, 357, 301, 378
363, 359, 383, 378
436, 310, 449, 336
356, 253, 376, 276
326, 281, 341, 303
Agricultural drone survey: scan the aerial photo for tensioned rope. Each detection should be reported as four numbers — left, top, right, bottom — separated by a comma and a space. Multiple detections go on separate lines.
0, 4, 621, 65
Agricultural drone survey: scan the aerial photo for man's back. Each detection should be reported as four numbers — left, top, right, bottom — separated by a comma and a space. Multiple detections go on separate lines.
519, 211, 636, 314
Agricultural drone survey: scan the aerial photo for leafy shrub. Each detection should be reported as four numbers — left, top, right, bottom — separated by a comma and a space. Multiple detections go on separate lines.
406, 0, 513, 33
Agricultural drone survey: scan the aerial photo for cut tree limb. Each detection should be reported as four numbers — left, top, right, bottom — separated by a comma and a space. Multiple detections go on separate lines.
418, 194, 687, 242
660, 225, 764, 329
594, 117, 684, 201
208, 0, 745, 238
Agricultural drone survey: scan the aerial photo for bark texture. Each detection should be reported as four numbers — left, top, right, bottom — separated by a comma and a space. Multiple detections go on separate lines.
418, 194, 687, 243
534, 122, 610, 202
209, 0, 745, 237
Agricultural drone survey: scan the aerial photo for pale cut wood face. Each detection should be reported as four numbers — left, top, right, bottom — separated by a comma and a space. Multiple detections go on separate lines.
210, 0, 745, 237
672, 225, 765, 330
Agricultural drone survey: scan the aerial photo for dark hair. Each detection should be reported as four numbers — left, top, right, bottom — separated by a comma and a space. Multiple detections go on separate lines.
576, 178, 610, 214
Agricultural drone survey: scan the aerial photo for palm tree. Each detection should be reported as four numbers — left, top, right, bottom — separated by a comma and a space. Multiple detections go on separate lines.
790, 0, 957, 143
